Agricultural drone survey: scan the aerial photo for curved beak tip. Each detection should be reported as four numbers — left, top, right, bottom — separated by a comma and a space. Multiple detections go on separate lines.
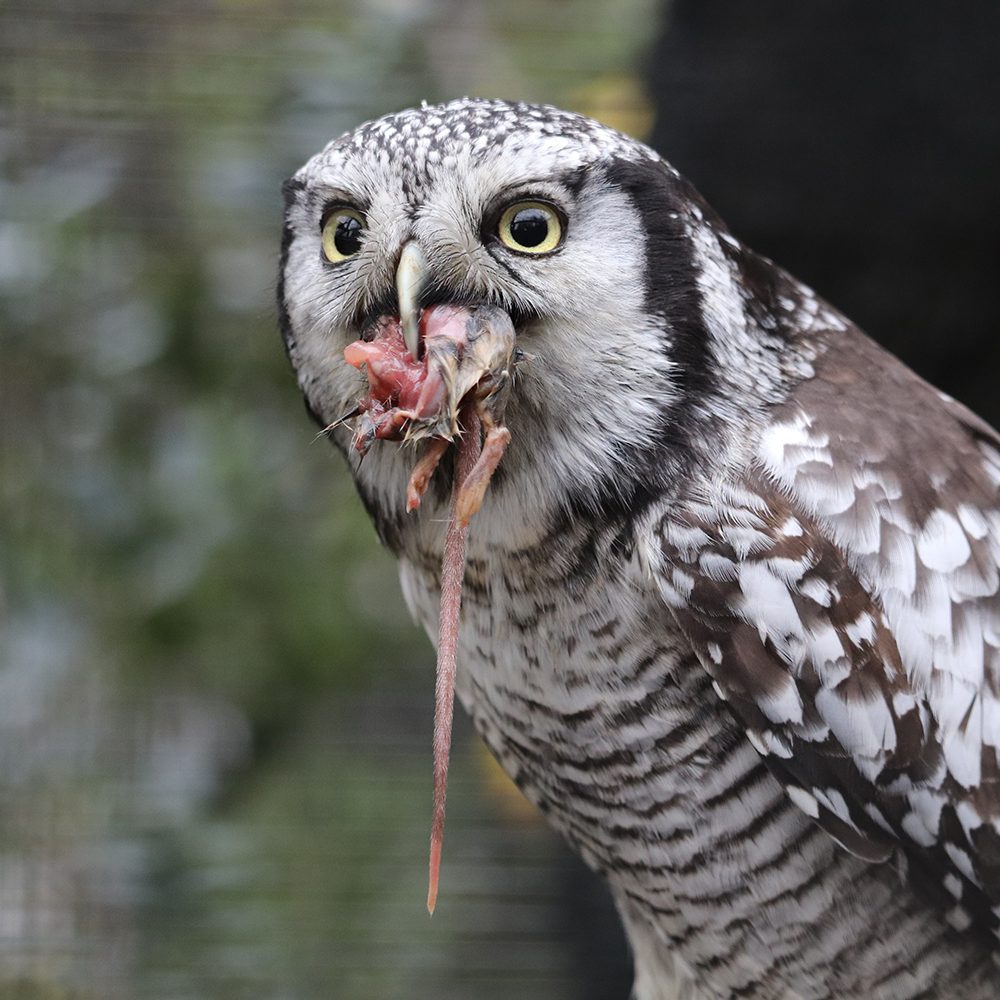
396, 241, 428, 361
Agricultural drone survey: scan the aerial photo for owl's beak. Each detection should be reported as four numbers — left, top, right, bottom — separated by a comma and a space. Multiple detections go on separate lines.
396, 240, 427, 361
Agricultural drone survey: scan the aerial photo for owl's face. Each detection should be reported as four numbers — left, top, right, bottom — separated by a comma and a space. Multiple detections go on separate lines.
279, 100, 719, 544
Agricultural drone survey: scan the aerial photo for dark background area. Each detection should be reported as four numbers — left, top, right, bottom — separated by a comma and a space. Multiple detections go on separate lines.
650, 0, 1000, 426
1, 2, 997, 997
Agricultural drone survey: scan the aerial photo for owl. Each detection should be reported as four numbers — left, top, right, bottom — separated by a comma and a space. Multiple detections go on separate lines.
278, 99, 1000, 999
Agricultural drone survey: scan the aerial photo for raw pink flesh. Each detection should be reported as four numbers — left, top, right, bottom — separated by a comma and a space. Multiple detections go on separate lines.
342, 318, 430, 449
343, 306, 477, 452
343, 306, 511, 915
343, 322, 426, 409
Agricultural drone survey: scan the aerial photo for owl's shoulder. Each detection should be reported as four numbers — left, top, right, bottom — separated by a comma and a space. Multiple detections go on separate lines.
645, 329, 1000, 936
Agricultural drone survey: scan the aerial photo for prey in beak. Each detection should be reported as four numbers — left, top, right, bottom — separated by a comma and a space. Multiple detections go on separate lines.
340, 241, 520, 914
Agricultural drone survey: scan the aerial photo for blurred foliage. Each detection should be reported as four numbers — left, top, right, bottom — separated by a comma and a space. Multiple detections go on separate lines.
134, 697, 593, 1000
1, 0, 656, 730
0, 1, 654, 996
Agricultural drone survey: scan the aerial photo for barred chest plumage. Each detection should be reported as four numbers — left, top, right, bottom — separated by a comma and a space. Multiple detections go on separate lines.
393, 507, 997, 1000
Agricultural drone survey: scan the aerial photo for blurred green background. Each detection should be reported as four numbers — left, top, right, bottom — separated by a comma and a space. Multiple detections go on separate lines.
0, 1, 655, 997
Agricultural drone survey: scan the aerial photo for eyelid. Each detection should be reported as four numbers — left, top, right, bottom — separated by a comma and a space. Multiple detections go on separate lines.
319, 200, 367, 230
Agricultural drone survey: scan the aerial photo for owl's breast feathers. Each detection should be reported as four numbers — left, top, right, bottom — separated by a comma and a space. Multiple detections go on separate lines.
651, 325, 1000, 940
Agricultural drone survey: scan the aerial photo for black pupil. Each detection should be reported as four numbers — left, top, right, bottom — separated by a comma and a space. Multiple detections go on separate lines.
334, 214, 362, 256
509, 208, 550, 248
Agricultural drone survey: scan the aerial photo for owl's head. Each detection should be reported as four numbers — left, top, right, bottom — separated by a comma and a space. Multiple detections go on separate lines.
279, 99, 784, 546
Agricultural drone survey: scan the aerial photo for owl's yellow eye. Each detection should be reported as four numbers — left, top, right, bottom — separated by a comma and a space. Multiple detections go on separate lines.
497, 201, 563, 254
321, 207, 366, 262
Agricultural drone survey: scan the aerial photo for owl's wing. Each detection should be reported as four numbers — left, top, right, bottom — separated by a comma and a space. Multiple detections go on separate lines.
652, 328, 1000, 939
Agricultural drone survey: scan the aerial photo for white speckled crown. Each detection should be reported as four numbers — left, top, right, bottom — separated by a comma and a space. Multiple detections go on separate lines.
297, 97, 657, 191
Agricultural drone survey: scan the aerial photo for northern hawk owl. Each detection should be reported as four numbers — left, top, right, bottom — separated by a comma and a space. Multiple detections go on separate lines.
278, 99, 1000, 999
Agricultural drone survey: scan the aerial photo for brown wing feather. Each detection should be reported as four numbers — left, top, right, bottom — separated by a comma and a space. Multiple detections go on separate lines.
655, 326, 1000, 940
